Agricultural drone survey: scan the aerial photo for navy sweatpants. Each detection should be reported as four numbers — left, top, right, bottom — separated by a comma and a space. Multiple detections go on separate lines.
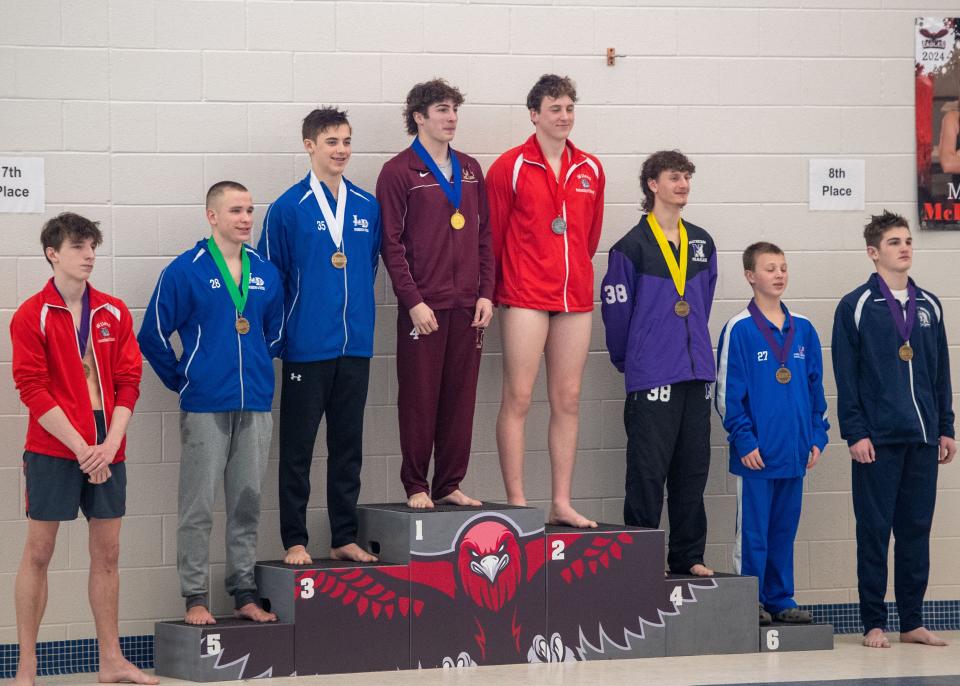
852, 442, 939, 634
396, 307, 483, 499
736, 475, 803, 614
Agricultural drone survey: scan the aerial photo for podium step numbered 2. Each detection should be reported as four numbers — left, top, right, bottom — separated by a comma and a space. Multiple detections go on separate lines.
154, 502, 833, 680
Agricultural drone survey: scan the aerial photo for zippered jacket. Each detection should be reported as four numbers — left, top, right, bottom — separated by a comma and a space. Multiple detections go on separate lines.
601, 214, 717, 391
832, 273, 954, 447
11, 279, 142, 460
377, 146, 493, 311
258, 173, 381, 361
715, 304, 830, 479
486, 135, 604, 312
138, 240, 284, 413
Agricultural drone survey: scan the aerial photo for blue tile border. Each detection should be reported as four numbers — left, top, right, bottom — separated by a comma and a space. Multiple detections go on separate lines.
801, 599, 960, 635
0, 635, 153, 679
1, 600, 958, 677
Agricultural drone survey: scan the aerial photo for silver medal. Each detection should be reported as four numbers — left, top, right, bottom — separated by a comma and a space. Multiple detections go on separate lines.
551, 217, 567, 235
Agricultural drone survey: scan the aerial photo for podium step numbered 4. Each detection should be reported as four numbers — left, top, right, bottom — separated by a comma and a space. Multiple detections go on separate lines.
154, 502, 833, 680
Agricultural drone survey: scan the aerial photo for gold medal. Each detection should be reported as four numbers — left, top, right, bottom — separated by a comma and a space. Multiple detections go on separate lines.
776, 367, 792, 384
83, 362, 92, 378
235, 317, 250, 335
451, 210, 466, 230
899, 343, 913, 362
674, 300, 690, 317
331, 251, 347, 269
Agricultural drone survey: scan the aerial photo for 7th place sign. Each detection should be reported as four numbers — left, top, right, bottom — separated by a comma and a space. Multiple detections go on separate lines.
0, 157, 45, 214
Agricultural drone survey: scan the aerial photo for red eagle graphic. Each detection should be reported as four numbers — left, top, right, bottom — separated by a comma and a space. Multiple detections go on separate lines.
291, 515, 717, 667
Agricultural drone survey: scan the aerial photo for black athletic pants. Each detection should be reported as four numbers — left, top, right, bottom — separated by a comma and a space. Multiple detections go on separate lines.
624, 380, 712, 573
852, 442, 938, 634
278, 357, 369, 550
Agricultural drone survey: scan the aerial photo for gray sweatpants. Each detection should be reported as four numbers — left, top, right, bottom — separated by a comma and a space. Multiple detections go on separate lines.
178, 411, 272, 609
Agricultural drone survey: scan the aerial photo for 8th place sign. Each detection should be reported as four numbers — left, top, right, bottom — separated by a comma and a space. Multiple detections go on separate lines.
808, 159, 865, 211
0, 157, 45, 214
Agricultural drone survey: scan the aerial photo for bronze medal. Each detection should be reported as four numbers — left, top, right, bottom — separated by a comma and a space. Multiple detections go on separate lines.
674, 300, 691, 317
235, 317, 250, 335
775, 366, 792, 384
83, 362, 92, 378
898, 343, 913, 362
451, 210, 466, 230
331, 251, 347, 269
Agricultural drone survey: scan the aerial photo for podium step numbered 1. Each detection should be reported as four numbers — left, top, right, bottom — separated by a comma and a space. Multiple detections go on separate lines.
154, 503, 833, 680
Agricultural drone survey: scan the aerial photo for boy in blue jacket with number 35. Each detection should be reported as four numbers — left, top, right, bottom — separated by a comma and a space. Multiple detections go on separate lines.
715, 242, 829, 626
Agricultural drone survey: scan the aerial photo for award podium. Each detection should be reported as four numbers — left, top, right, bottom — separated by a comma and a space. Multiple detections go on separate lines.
154, 502, 832, 680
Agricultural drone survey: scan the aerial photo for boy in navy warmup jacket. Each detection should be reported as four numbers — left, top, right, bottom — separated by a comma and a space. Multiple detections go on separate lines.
832, 211, 955, 649
139, 182, 283, 624
715, 242, 829, 626
259, 107, 381, 565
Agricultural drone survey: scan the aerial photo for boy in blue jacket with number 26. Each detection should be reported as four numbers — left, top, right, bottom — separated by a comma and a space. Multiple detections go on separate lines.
715, 242, 829, 626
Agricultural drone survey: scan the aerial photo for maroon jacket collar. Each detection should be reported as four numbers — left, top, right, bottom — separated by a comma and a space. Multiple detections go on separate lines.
402, 143, 471, 172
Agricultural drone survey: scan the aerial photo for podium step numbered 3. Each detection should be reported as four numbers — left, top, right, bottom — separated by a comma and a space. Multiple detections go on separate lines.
154, 502, 833, 680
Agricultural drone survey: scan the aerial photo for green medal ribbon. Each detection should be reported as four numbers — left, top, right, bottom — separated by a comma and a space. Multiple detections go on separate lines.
206, 236, 250, 315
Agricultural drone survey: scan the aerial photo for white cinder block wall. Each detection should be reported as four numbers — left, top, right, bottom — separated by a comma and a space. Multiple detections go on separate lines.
1, 0, 958, 642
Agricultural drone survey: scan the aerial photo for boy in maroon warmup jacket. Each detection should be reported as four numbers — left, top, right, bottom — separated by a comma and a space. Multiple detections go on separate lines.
377, 79, 494, 508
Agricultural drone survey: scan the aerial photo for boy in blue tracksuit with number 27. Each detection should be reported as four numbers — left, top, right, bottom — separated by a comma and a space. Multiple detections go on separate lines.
715, 242, 829, 626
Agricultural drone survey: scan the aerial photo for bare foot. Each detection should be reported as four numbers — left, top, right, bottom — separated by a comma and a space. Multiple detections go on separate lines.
435, 489, 482, 507
690, 563, 714, 577
11, 657, 37, 686
184, 605, 216, 625
234, 602, 277, 623
549, 504, 597, 529
863, 628, 891, 648
407, 492, 434, 509
98, 655, 160, 684
900, 627, 948, 646
284, 544, 313, 565
330, 542, 378, 563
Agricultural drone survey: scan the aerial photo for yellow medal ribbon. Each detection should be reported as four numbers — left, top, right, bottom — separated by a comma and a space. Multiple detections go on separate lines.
647, 213, 688, 299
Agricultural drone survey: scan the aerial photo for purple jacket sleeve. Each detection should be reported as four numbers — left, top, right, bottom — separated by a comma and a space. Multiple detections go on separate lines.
600, 249, 637, 374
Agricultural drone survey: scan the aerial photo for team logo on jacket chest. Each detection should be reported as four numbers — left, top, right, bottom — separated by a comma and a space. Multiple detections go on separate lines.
574, 173, 595, 194
793, 345, 805, 360
96, 322, 115, 342
918, 307, 932, 328
353, 214, 369, 232
248, 275, 266, 291
462, 167, 476, 182
689, 240, 708, 263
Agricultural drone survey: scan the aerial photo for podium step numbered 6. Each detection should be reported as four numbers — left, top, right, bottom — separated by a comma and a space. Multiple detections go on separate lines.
153, 503, 833, 680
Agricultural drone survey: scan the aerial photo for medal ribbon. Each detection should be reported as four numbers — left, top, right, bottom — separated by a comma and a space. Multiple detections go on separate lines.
747, 300, 795, 370
411, 137, 462, 211
310, 172, 347, 249
53, 281, 91, 357
206, 237, 250, 316
875, 274, 917, 345
535, 138, 571, 220
647, 213, 689, 299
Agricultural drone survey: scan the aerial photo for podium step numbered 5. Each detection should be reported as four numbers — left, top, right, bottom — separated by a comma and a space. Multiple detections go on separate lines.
153, 618, 294, 682
153, 503, 833, 680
